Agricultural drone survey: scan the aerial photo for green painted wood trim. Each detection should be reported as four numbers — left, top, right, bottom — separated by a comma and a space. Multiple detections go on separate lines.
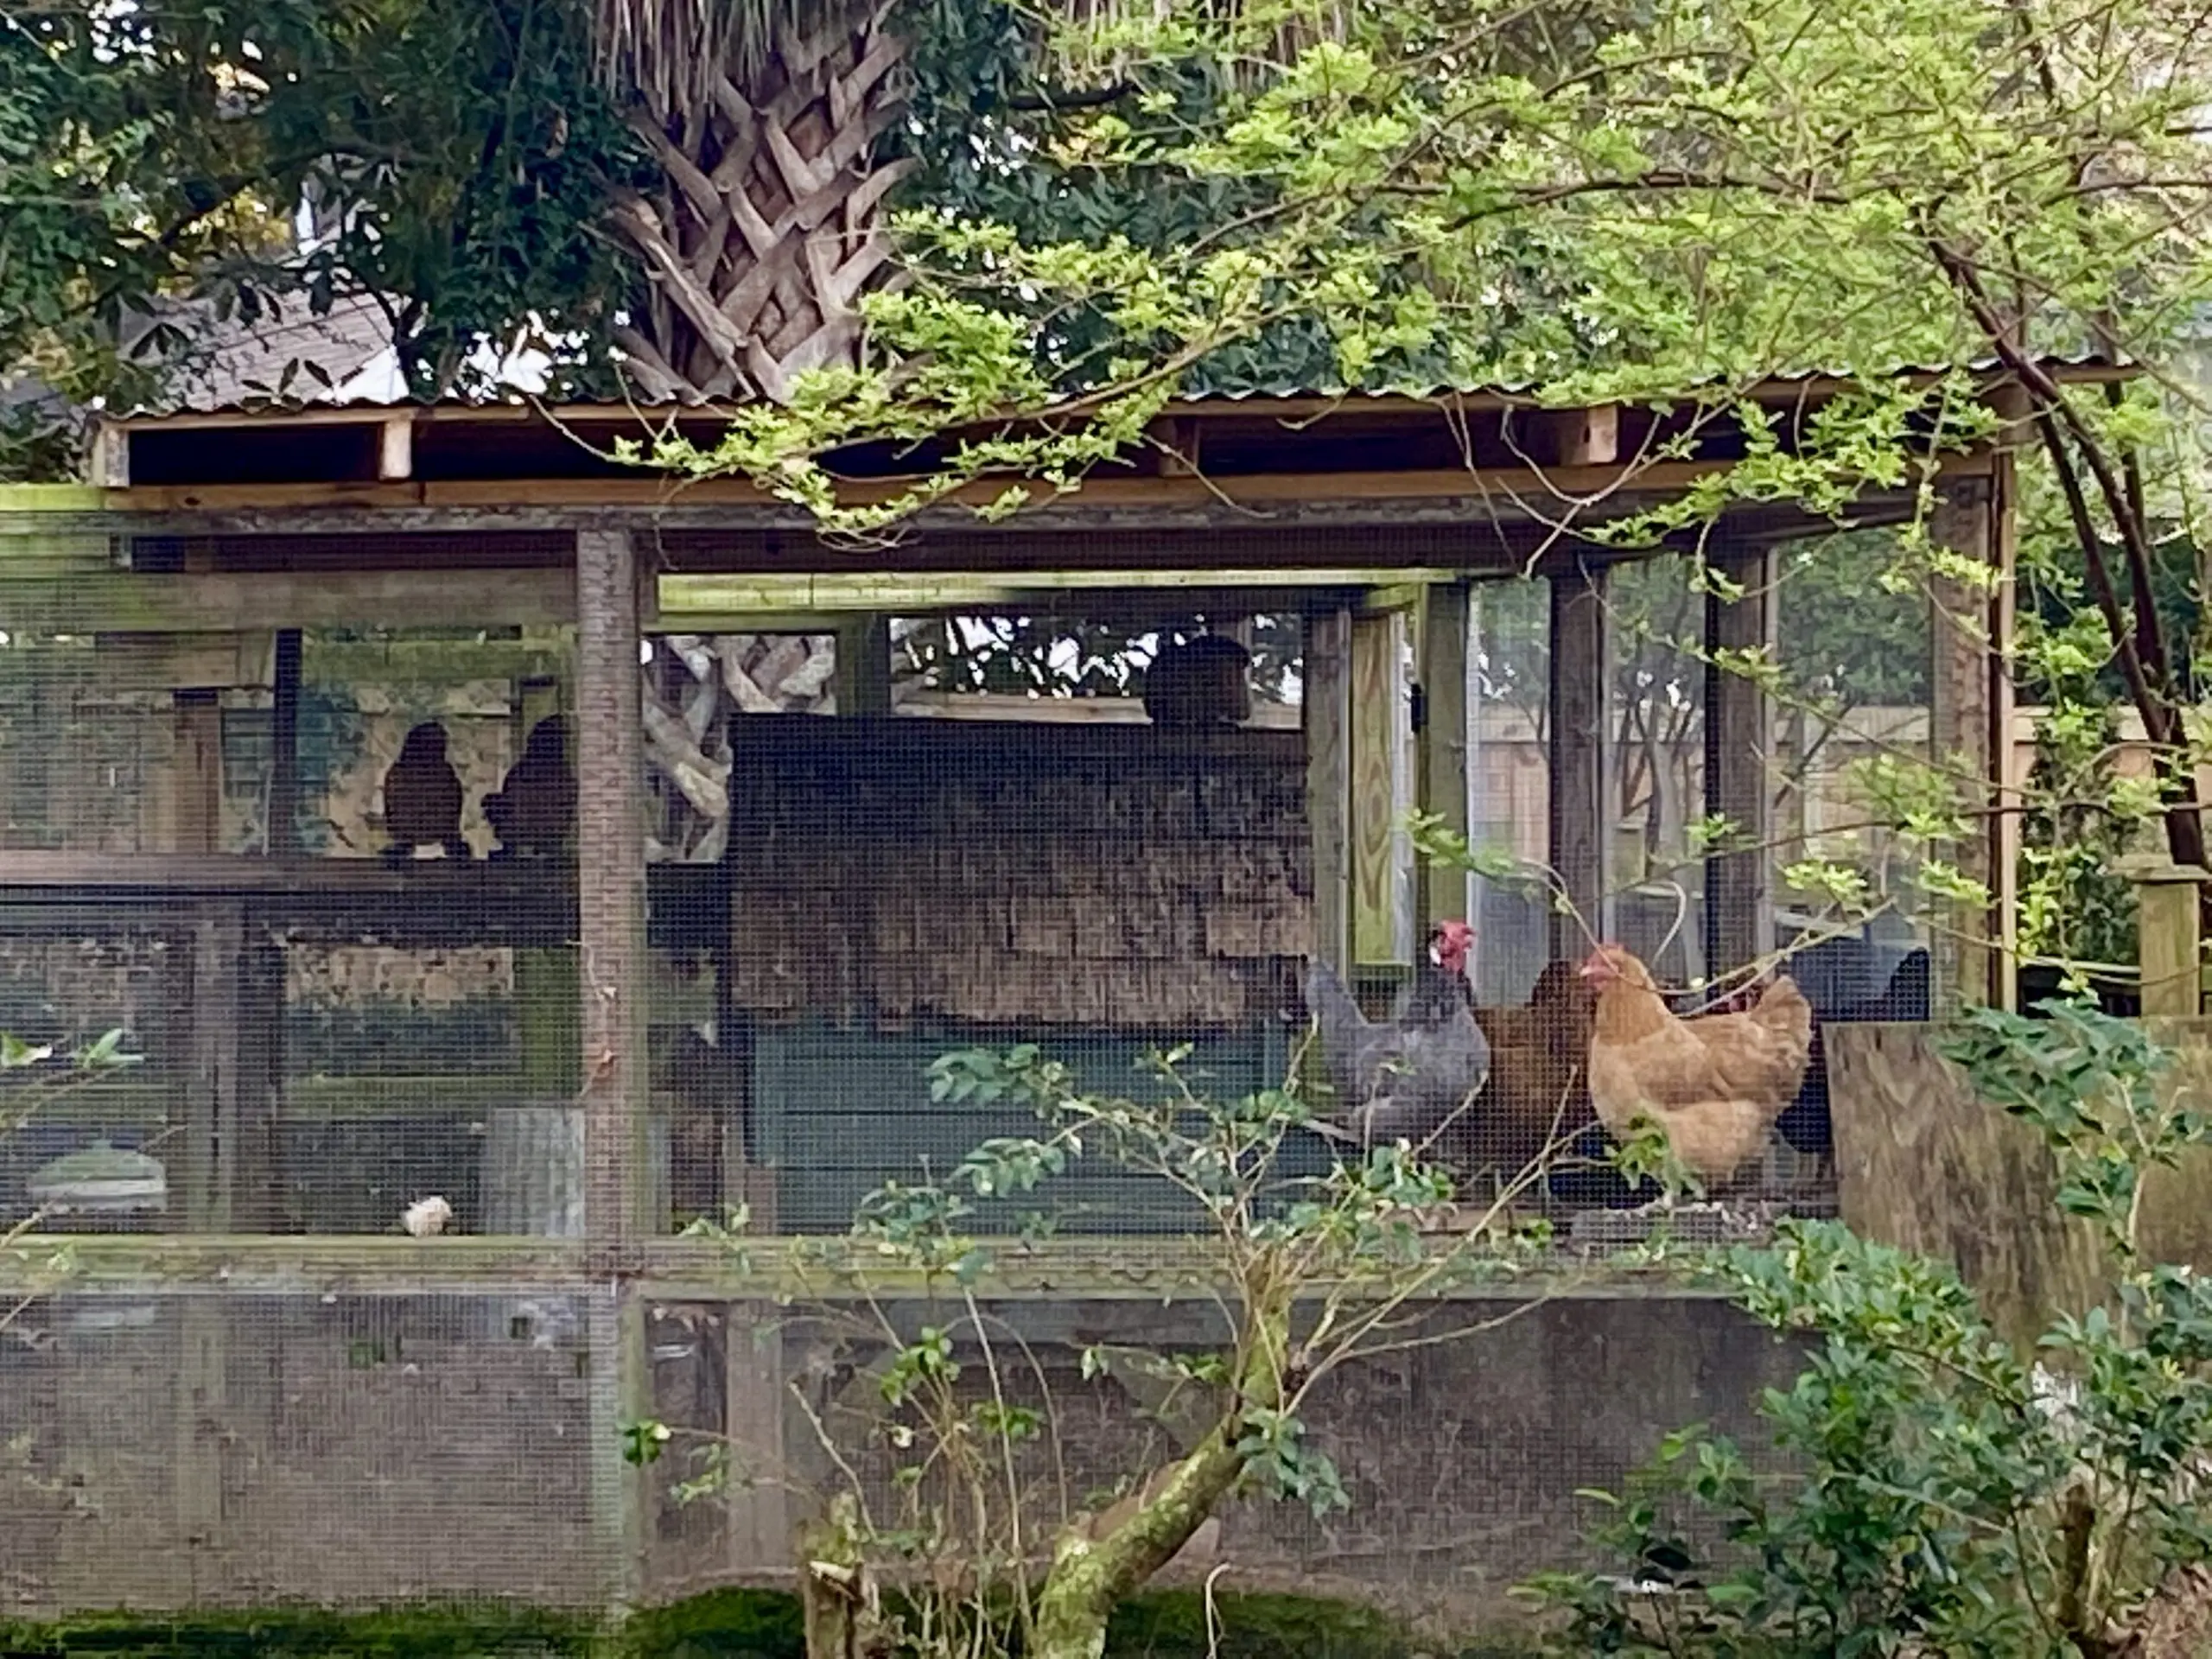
659, 569, 1463, 618
0, 1232, 1728, 1301
0, 484, 105, 512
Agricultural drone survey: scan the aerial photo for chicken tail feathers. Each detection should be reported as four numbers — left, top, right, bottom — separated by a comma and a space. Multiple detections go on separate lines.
1304, 958, 1369, 1042
1751, 974, 1812, 1037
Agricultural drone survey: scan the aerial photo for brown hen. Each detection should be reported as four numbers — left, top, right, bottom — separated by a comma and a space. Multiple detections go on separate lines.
1464, 959, 1600, 1179
1579, 944, 1813, 1186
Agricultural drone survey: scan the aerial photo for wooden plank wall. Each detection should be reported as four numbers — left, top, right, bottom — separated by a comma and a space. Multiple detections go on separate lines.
1830, 1020, 2212, 1348
713, 714, 1317, 1232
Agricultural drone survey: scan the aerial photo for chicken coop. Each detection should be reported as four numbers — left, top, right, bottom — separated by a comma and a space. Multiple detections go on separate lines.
0, 374, 2056, 1629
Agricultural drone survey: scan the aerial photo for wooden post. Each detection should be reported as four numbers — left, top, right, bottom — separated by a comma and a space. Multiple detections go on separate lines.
163, 684, 232, 1565
230, 939, 286, 1231
2132, 861, 2208, 1018
1305, 607, 1353, 971
1991, 452, 2021, 1010
576, 531, 650, 1239
181, 909, 242, 1232
723, 1300, 791, 1579
487, 671, 589, 1347
231, 628, 301, 1228
1416, 582, 1472, 938
1537, 404, 1621, 467
1929, 477, 2016, 1009
1349, 608, 1411, 968
375, 414, 414, 482
575, 525, 651, 1612
268, 629, 302, 855
167, 693, 233, 1232
832, 619, 893, 715
1550, 560, 1611, 960
1703, 543, 1777, 978
169, 690, 224, 854
512, 667, 580, 1112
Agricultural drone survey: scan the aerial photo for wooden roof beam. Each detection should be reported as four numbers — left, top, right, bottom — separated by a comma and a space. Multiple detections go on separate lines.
87, 450, 1996, 524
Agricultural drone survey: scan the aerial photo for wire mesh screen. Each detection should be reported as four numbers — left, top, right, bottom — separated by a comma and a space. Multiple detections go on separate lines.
1468, 581, 1553, 1006
643, 617, 1313, 1239
1769, 531, 1942, 1015
0, 586, 1897, 1243
0, 1291, 603, 1612
0, 624, 588, 1236
0, 1285, 1805, 1620
1606, 557, 1709, 989
0, 548, 1942, 1628
0, 636, 257, 854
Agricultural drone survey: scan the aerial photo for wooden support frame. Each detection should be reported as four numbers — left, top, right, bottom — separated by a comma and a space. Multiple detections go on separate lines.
1702, 543, 1777, 978
830, 617, 893, 715
1416, 582, 1472, 938
0, 1232, 1713, 1300
575, 525, 652, 1610
375, 414, 414, 482
1928, 475, 2017, 1009
1535, 404, 1621, 467
181, 906, 244, 1231
167, 690, 224, 855
576, 528, 651, 1238
2131, 861, 2209, 1018
1550, 560, 1611, 960
1349, 605, 1413, 969
1305, 608, 1353, 973
1154, 415, 1202, 477
88, 423, 130, 489
0, 569, 575, 633
721, 1298, 791, 1580
660, 567, 1466, 620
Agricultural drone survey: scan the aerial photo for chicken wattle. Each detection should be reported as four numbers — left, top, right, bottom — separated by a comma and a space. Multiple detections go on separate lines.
1579, 944, 1813, 1186
1303, 919, 1492, 1150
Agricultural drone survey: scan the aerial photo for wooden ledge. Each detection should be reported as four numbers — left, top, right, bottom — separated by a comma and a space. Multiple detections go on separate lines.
0, 1233, 1725, 1303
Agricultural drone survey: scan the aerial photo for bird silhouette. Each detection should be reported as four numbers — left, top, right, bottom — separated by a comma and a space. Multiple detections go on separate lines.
381, 721, 467, 866
485, 715, 575, 861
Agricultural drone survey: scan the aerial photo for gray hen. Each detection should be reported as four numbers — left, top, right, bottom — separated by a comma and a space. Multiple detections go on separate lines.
1304, 919, 1491, 1148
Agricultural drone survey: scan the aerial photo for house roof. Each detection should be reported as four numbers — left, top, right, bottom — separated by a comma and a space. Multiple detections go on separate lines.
116, 294, 398, 415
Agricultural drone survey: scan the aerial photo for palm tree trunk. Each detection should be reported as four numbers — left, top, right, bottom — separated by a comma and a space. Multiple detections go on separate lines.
601, 1, 912, 403
596, 3, 913, 849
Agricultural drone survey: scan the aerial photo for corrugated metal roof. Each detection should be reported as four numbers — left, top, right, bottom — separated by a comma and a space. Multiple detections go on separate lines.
105, 329, 2126, 423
